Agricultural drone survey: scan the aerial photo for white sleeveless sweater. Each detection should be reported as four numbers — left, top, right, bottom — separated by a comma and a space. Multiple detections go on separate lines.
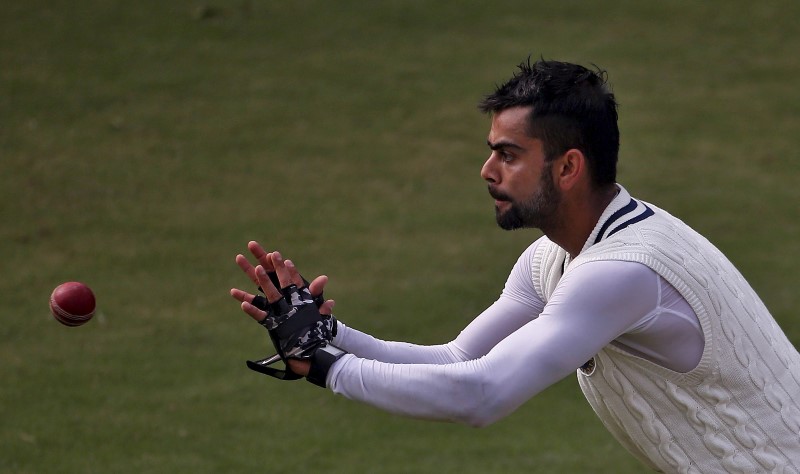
533, 193, 800, 472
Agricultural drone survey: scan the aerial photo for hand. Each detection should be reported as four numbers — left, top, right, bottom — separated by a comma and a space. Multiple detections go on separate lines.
287, 358, 311, 377
230, 242, 335, 379
230, 241, 335, 323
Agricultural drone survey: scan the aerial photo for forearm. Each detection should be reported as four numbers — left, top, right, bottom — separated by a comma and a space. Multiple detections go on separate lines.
329, 355, 498, 426
333, 294, 539, 365
333, 322, 468, 364
327, 327, 579, 428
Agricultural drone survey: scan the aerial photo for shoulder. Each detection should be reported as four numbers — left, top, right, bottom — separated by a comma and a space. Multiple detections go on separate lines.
505, 237, 548, 290
565, 260, 657, 287
515, 236, 565, 284
496, 236, 553, 310
514, 236, 568, 303
556, 260, 660, 315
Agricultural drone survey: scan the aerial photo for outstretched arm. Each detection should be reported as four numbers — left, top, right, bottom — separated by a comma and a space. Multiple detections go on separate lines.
327, 261, 660, 427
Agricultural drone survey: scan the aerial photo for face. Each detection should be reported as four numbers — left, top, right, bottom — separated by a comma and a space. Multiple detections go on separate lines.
481, 106, 561, 231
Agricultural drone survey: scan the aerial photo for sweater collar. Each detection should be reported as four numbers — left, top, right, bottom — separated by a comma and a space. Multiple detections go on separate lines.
579, 184, 654, 255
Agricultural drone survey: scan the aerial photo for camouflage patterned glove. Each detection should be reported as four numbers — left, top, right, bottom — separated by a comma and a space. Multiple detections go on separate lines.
246, 282, 337, 381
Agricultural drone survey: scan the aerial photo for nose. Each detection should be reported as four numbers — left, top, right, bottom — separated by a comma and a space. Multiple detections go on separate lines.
481, 153, 498, 183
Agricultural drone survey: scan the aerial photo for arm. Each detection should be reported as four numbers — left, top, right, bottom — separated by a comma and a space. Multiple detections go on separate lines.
326, 260, 660, 427
331, 297, 540, 364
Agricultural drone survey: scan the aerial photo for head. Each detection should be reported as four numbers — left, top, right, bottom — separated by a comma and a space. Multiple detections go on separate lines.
479, 58, 619, 230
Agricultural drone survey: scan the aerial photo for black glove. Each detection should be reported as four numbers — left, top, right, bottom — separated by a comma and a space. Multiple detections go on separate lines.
246, 280, 337, 381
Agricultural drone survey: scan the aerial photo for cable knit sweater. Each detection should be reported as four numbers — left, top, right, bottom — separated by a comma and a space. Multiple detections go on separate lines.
534, 198, 800, 472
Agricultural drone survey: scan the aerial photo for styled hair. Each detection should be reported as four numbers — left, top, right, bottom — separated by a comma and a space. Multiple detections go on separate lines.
479, 57, 620, 187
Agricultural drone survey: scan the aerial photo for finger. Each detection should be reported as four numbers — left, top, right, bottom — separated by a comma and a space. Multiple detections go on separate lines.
318, 299, 335, 316
248, 241, 275, 272
236, 254, 258, 286
308, 275, 328, 297
287, 359, 310, 377
283, 259, 305, 288
241, 301, 267, 323
229, 288, 256, 303
270, 251, 293, 289
255, 265, 282, 303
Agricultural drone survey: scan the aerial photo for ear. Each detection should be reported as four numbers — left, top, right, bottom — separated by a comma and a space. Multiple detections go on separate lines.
554, 148, 586, 191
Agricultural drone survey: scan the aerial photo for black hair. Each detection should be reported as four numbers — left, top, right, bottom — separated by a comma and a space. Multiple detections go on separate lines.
479, 57, 619, 187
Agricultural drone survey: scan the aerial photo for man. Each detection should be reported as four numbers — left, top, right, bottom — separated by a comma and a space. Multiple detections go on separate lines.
230, 59, 800, 472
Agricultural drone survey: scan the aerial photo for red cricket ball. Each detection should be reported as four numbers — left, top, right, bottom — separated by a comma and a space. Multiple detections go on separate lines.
50, 281, 96, 327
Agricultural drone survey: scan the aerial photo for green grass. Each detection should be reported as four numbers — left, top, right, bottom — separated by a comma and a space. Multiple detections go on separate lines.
2, 1, 799, 472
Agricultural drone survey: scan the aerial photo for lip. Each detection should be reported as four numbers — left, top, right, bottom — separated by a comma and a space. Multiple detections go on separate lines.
494, 199, 510, 209
489, 190, 510, 204
487, 185, 510, 200
488, 188, 504, 200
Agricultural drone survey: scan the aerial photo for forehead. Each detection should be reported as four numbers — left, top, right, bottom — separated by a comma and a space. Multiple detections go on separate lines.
489, 106, 533, 141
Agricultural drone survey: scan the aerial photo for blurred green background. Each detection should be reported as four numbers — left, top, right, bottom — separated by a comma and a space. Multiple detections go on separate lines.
2, 1, 798, 472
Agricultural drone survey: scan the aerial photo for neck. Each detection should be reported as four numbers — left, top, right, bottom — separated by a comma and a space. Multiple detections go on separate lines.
544, 185, 618, 257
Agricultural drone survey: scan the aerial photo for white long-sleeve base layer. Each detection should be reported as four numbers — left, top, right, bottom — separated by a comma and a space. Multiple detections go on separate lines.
326, 241, 704, 427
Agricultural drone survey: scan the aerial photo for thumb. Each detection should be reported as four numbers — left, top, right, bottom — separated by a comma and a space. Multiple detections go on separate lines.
309, 275, 328, 296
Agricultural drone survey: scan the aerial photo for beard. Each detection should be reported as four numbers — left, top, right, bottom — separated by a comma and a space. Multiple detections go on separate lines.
490, 164, 561, 231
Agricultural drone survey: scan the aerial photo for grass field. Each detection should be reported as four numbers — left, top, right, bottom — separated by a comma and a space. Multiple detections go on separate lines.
2, 1, 799, 472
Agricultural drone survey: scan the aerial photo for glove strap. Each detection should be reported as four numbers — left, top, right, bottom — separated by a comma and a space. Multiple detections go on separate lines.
306, 344, 347, 387
246, 355, 303, 381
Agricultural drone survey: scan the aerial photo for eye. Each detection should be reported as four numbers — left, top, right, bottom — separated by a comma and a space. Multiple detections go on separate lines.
500, 151, 514, 163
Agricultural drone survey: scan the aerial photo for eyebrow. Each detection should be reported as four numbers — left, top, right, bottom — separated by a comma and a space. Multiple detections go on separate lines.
487, 139, 524, 151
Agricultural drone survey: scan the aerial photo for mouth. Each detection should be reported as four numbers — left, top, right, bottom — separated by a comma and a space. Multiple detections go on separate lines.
494, 200, 511, 213
488, 186, 511, 205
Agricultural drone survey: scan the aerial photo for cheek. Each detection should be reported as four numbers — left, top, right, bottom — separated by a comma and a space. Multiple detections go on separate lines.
507, 167, 542, 195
